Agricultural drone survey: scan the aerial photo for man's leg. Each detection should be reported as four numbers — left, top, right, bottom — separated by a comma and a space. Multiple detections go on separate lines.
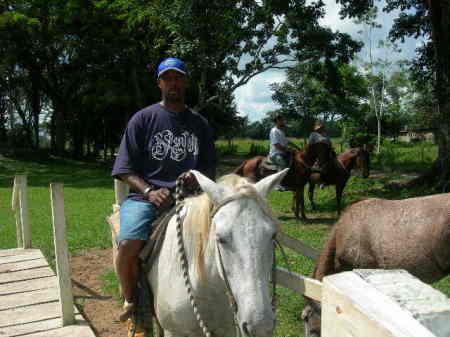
117, 199, 157, 321
116, 240, 145, 321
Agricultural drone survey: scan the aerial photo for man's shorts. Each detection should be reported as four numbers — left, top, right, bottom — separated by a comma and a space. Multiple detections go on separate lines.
118, 199, 158, 242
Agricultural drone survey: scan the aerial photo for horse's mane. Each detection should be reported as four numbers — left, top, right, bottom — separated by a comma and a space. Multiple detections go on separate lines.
182, 173, 274, 279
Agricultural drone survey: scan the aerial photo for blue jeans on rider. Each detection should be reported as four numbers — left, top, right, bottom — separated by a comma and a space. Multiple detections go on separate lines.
118, 199, 158, 243
270, 152, 290, 170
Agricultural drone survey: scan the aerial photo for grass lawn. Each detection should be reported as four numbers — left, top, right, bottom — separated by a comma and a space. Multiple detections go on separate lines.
0, 140, 448, 337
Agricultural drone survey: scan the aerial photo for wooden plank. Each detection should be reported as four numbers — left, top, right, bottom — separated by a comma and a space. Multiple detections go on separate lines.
276, 266, 322, 302
0, 301, 79, 327
12, 176, 22, 248
25, 322, 96, 337
0, 276, 58, 295
17, 175, 31, 248
277, 231, 319, 260
114, 178, 129, 206
355, 269, 450, 337
0, 287, 60, 311
0, 266, 55, 284
0, 314, 85, 336
321, 271, 436, 337
0, 258, 48, 273
50, 183, 75, 326
0, 248, 43, 259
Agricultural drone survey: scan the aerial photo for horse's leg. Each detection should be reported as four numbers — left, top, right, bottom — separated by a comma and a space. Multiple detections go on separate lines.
336, 183, 344, 215
299, 184, 307, 220
292, 189, 299, 219
308, 182, 317, 210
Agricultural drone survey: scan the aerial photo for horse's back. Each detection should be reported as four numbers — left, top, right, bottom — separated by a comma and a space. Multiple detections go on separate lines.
334, 194, 450, 282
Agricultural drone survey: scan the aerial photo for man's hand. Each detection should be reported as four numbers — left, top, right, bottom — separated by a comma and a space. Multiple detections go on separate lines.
147, 188, 173, 207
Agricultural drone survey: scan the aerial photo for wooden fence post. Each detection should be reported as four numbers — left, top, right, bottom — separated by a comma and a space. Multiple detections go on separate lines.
114, 179, 129, 211
50, 183, 75, 326
11, 175, 31, 248
321, 269, 450, 337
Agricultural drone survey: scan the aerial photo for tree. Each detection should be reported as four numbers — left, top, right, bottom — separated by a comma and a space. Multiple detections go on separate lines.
270, 62, 368, 137
337, 0, 450, 187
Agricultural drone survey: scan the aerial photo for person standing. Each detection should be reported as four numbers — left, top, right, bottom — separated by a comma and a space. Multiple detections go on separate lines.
111, 57, 217, 321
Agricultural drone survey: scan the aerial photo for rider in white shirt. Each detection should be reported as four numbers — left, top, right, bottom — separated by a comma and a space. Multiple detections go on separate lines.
269, 115, 300, 170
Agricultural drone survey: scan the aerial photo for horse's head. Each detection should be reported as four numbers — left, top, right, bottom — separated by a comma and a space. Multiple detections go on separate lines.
301, 298, 322, 337
191, 169, 289, 337
355, 147, 370, 178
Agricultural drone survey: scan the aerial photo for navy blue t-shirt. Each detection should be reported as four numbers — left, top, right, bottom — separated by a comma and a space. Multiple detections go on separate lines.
112, 103, 217, 202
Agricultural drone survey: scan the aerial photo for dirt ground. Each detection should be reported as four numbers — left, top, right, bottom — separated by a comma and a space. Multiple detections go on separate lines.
71, 248, 128, 337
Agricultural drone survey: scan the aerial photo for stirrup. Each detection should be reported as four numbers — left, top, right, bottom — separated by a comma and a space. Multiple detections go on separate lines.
127, 319, 147, 337
119, 300, 135, 322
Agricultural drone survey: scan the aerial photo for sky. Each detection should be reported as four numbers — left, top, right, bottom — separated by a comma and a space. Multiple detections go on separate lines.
234, 1, 424, 123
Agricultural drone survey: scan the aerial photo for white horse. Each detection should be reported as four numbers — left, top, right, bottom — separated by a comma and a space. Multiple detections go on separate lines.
146, 169, 288, 337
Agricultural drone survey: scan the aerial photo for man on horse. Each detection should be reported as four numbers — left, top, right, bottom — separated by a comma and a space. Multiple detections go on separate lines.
269, 115, 301, 168
269, 115, 300, 190
111, 57, 217, 323
308, 122, 333, 188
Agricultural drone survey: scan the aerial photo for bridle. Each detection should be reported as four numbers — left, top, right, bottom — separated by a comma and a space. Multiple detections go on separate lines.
174, 174, 278, 337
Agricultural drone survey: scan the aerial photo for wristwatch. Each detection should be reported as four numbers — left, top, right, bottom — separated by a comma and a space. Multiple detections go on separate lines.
143, 186, 152, 196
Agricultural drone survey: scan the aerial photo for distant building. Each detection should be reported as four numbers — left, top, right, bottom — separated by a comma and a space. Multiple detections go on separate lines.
399, 128, 435, 143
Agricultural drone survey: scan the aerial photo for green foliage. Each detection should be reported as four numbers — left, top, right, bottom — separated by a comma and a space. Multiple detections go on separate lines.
248, 142, 267, 156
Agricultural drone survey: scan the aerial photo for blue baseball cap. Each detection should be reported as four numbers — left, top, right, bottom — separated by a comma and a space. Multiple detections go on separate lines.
157, 57, 187, 78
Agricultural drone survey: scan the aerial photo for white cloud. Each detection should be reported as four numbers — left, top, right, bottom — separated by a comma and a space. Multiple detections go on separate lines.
235, 1, 423, 123
234, 69, 285, 122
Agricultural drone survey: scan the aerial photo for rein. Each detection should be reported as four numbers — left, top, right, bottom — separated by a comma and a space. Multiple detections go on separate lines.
174, 173, 278, 337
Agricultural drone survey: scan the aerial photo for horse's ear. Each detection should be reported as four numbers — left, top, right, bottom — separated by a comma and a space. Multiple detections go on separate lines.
189, 170, 231, 203
254, 168, 289, 198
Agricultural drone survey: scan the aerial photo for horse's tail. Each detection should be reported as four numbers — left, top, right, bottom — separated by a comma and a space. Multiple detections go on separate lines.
234, 160, 247, 176
312, 227, 337, 281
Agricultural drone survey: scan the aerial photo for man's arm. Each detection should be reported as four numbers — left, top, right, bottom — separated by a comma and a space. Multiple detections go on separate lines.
118, 173, 171, 207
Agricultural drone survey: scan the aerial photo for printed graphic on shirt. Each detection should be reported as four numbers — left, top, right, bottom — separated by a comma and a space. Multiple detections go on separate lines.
151, 130, 199, 161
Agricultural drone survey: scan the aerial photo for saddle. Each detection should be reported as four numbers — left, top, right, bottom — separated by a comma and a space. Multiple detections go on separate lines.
257, 157, 280, 180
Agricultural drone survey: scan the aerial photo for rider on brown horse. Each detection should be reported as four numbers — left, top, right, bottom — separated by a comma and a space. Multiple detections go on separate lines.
269, 115, 301, 189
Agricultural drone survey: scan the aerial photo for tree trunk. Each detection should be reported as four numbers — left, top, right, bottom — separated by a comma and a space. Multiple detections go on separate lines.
377, 117, 381, 154
407, 1, 450, 188
30, 72, 41, 149
52, 100, 66, 155
429, 0, 450, 184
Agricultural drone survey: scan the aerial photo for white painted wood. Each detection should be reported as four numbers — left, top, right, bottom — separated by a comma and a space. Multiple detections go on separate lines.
0, 276, 58, 295
0, 248, 42, 258
0, 287, 60, 310
0, 314, 85, 336
0, 301, 79, 327
355, 269, 450, 337
114, 178, 129, 206
11, 175, 19, 210
0, 258, 48, 273
0, 266, 55, 284
50, 183, 75, 327
276, 266, 322, 302
24, 322, 97, 337
277, 231, 319, 260
16, 175, 32, 248
12, 176, 23, 247
321, 271, 437, 337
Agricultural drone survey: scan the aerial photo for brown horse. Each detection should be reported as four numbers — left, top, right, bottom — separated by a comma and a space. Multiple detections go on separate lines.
234, 141, 333, 219
307, 147, 370, 215
301, 194, 450, 337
